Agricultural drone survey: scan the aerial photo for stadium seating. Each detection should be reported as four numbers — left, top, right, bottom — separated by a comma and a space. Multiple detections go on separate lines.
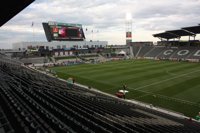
131, 46, 141, 57
156, 47, 178, 59
136, 46, 154, 58
130, 45, 200, 61
144, 46, 165, 58
0, 107, 14, 133
0, 55, 200, 133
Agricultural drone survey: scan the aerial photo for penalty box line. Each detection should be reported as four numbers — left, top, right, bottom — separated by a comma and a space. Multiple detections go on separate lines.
131, 69, 200, 91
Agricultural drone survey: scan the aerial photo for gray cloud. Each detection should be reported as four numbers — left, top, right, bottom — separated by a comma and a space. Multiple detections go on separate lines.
1, 0, 200, 48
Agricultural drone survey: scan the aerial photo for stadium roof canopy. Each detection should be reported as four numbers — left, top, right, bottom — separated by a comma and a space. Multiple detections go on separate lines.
166, 29, 195, 36
0, 0, 35, 27
182, 25, 200, 34
153, 24, 200, 40
153, 32, 180, 40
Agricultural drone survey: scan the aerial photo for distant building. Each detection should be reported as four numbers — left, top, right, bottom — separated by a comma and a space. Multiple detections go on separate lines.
12, 41, 108, 51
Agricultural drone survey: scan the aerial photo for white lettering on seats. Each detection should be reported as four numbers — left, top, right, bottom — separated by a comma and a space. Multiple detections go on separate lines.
163, 50, 173, 55
177, 50, 189, 56
193, 50, 200, 56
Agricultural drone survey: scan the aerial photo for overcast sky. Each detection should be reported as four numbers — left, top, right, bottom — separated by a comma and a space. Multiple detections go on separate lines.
1, 0, 200, 49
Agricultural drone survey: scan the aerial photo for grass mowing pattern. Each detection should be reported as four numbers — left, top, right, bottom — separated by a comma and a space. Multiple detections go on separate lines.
51, 59, 200, 117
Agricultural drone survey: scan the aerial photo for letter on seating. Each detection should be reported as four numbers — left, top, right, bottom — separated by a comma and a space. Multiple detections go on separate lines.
163, 50, 173, 55
177, 50, 189, 56
193, 50, 200, 57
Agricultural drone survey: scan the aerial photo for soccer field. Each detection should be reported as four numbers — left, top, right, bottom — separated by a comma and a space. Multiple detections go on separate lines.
51, 59, 200, 118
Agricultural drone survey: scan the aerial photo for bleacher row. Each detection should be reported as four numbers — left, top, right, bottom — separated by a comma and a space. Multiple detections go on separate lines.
0, 56, 200, 133
132, 46, 200, 60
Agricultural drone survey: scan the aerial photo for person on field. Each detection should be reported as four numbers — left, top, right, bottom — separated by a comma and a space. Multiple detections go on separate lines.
123, 84, 127, 90
122, 84, 127, 99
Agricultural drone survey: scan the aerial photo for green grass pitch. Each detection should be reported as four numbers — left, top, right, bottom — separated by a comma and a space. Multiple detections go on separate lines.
51, 59, 200, 118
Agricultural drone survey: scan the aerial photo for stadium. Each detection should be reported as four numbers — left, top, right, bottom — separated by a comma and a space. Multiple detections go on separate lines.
0, 0, 200, 133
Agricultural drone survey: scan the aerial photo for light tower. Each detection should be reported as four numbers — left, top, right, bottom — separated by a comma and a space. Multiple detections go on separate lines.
125, 12, 132, 45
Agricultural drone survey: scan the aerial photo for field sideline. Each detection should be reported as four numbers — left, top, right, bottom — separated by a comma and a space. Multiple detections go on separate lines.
51, 59, 200, 118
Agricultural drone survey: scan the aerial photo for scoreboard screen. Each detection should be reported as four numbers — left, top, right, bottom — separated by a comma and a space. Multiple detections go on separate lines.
43, 21, 85, 42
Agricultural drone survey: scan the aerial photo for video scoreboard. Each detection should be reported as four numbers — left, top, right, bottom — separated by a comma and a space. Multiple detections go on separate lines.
43, 21, 85, 42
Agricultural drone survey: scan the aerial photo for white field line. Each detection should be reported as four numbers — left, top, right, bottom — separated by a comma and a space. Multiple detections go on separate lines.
166, 70, 193, 77
135, 93, 150, 99
131, 87, 200, 107
132, 69, 200, 91
166, 70, 177, 76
